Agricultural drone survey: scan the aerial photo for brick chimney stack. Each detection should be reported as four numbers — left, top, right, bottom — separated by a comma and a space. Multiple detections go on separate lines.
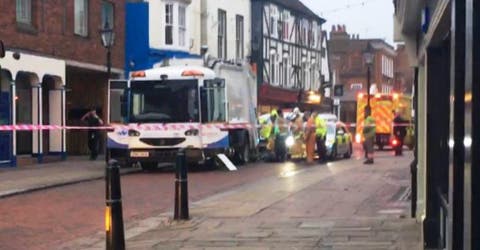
330, 24, 350, 40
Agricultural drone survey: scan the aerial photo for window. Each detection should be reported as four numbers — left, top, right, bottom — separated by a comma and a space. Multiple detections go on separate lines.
179, 5, 186, 47
16, 0, 32, 25
236, 15, 244, 59
101, 1, 114, 29
201, 80, 226, 123
74, 0, 88, 36
218, 9, 227, 59
165, 3, 174, 45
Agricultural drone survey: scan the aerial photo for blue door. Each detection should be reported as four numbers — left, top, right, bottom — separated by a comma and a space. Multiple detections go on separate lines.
0, 91, 13, 166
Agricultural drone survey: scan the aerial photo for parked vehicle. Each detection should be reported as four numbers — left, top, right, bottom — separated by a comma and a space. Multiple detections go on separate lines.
325, 121, 353, 160
355, 93, 413, 150
106, 58, 259, 170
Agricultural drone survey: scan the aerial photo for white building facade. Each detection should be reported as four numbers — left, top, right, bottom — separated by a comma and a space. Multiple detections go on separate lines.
126, 0, 251, 73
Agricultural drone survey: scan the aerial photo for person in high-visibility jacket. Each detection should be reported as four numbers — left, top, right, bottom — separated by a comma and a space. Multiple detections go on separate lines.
259, 116, 272, 141
363, 115, 376, 164
315, 114, 327, 163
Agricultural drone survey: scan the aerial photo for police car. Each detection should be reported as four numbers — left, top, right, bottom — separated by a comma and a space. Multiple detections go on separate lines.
325, 121, 353, 160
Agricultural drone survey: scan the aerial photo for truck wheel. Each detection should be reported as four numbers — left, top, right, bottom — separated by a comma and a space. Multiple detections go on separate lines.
238, 139, 250, 165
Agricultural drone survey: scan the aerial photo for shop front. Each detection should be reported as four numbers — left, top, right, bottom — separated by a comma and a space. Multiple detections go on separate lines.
0, 52, 66, 166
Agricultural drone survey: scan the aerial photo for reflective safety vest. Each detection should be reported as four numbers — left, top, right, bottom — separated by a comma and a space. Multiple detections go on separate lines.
363, 116, 376, 139
259, 119, 272, 139
315, 116, 327, 137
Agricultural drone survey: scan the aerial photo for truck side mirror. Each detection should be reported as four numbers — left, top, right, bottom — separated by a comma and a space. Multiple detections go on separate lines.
0, 40, 5, 58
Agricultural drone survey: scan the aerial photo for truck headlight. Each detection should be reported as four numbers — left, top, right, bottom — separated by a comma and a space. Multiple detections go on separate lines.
128, 129, 141, 137
184, 129, 199, 136
285, 135, 295, 147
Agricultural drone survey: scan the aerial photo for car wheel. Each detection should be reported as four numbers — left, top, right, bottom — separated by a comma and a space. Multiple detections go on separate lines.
344, 143, 352, 159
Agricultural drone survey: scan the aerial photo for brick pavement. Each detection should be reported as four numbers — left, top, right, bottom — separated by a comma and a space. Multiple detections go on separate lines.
0, 156, 139, 198
65, 152, 422, 250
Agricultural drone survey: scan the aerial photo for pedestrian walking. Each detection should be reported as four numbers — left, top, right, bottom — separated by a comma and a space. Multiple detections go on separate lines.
81, 107, 104, 160
315, 114, 327, 163
305, 111, 317, 164
363, 115, 376, 164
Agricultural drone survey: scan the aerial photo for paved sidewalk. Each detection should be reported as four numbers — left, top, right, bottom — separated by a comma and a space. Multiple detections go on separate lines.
64, 152, 422, 250
0, 156, 139, 198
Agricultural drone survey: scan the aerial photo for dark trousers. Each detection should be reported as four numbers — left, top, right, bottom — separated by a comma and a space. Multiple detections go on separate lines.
88, 131, 100, 160
316, 135, 326, 162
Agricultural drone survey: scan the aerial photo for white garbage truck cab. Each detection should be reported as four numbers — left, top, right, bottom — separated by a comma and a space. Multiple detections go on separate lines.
107, 60, 258, 170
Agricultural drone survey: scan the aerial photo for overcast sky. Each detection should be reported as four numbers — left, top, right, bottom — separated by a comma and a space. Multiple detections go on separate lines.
301, 0, 394, 45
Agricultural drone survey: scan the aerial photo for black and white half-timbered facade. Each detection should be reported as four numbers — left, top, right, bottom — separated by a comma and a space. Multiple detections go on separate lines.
251, 0, 327, 112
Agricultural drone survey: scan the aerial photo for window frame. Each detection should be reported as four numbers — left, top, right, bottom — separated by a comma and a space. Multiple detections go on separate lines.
74, 0, 89, 37
178, 5, 186, 47
16, 0, 32, 25
101, 0, 114, 29
165, 3, 174, 45
218, 9, 227, 59
235, 15, 244, 60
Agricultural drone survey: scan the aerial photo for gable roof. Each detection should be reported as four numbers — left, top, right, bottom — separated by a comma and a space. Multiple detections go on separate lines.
264, 0, 326, 23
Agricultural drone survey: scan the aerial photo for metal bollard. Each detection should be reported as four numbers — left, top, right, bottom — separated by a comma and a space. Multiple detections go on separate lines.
174, 149, 189, 220
105, 160, 125, 250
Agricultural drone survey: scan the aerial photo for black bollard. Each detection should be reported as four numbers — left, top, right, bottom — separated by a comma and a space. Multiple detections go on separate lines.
105, 160, 125, 250
174, 149, 189, 220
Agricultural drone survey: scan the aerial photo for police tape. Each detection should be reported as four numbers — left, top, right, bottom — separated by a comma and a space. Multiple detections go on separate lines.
0, 123, 414, 132
0, 123, 254, 131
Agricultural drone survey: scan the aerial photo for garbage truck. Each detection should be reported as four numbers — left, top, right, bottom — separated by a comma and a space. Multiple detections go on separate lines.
106, 58, 259, 170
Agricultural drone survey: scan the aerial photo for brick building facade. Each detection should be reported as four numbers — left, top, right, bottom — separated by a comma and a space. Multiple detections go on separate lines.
328, 25, 395, 123
394, 44, 413, 94
0, 0, 124, 166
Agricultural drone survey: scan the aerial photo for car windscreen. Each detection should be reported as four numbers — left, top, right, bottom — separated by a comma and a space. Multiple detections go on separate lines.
129, 80, 199, 123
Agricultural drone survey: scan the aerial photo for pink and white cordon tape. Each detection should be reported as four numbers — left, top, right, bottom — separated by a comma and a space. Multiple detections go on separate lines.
0, 122, 413, 132
0, 123, 255, 131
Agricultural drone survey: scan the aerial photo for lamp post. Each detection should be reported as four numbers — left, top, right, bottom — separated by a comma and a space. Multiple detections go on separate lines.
363, 42, 374, 118
100, 22, 115, 162
100, 21, 115, 78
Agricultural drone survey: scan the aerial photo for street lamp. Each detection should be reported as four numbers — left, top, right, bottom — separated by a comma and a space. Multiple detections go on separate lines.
363, 42, 374, 117
100, 22, 115, 163
100, 21, 115, 78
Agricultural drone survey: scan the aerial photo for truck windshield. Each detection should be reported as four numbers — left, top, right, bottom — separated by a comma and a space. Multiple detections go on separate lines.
130, 80, 199, 123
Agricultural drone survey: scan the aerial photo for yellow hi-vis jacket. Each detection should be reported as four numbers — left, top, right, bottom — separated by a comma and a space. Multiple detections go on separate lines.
315, 116, 327, 137
363, 116, 376, 139
259, 117, 272, 139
